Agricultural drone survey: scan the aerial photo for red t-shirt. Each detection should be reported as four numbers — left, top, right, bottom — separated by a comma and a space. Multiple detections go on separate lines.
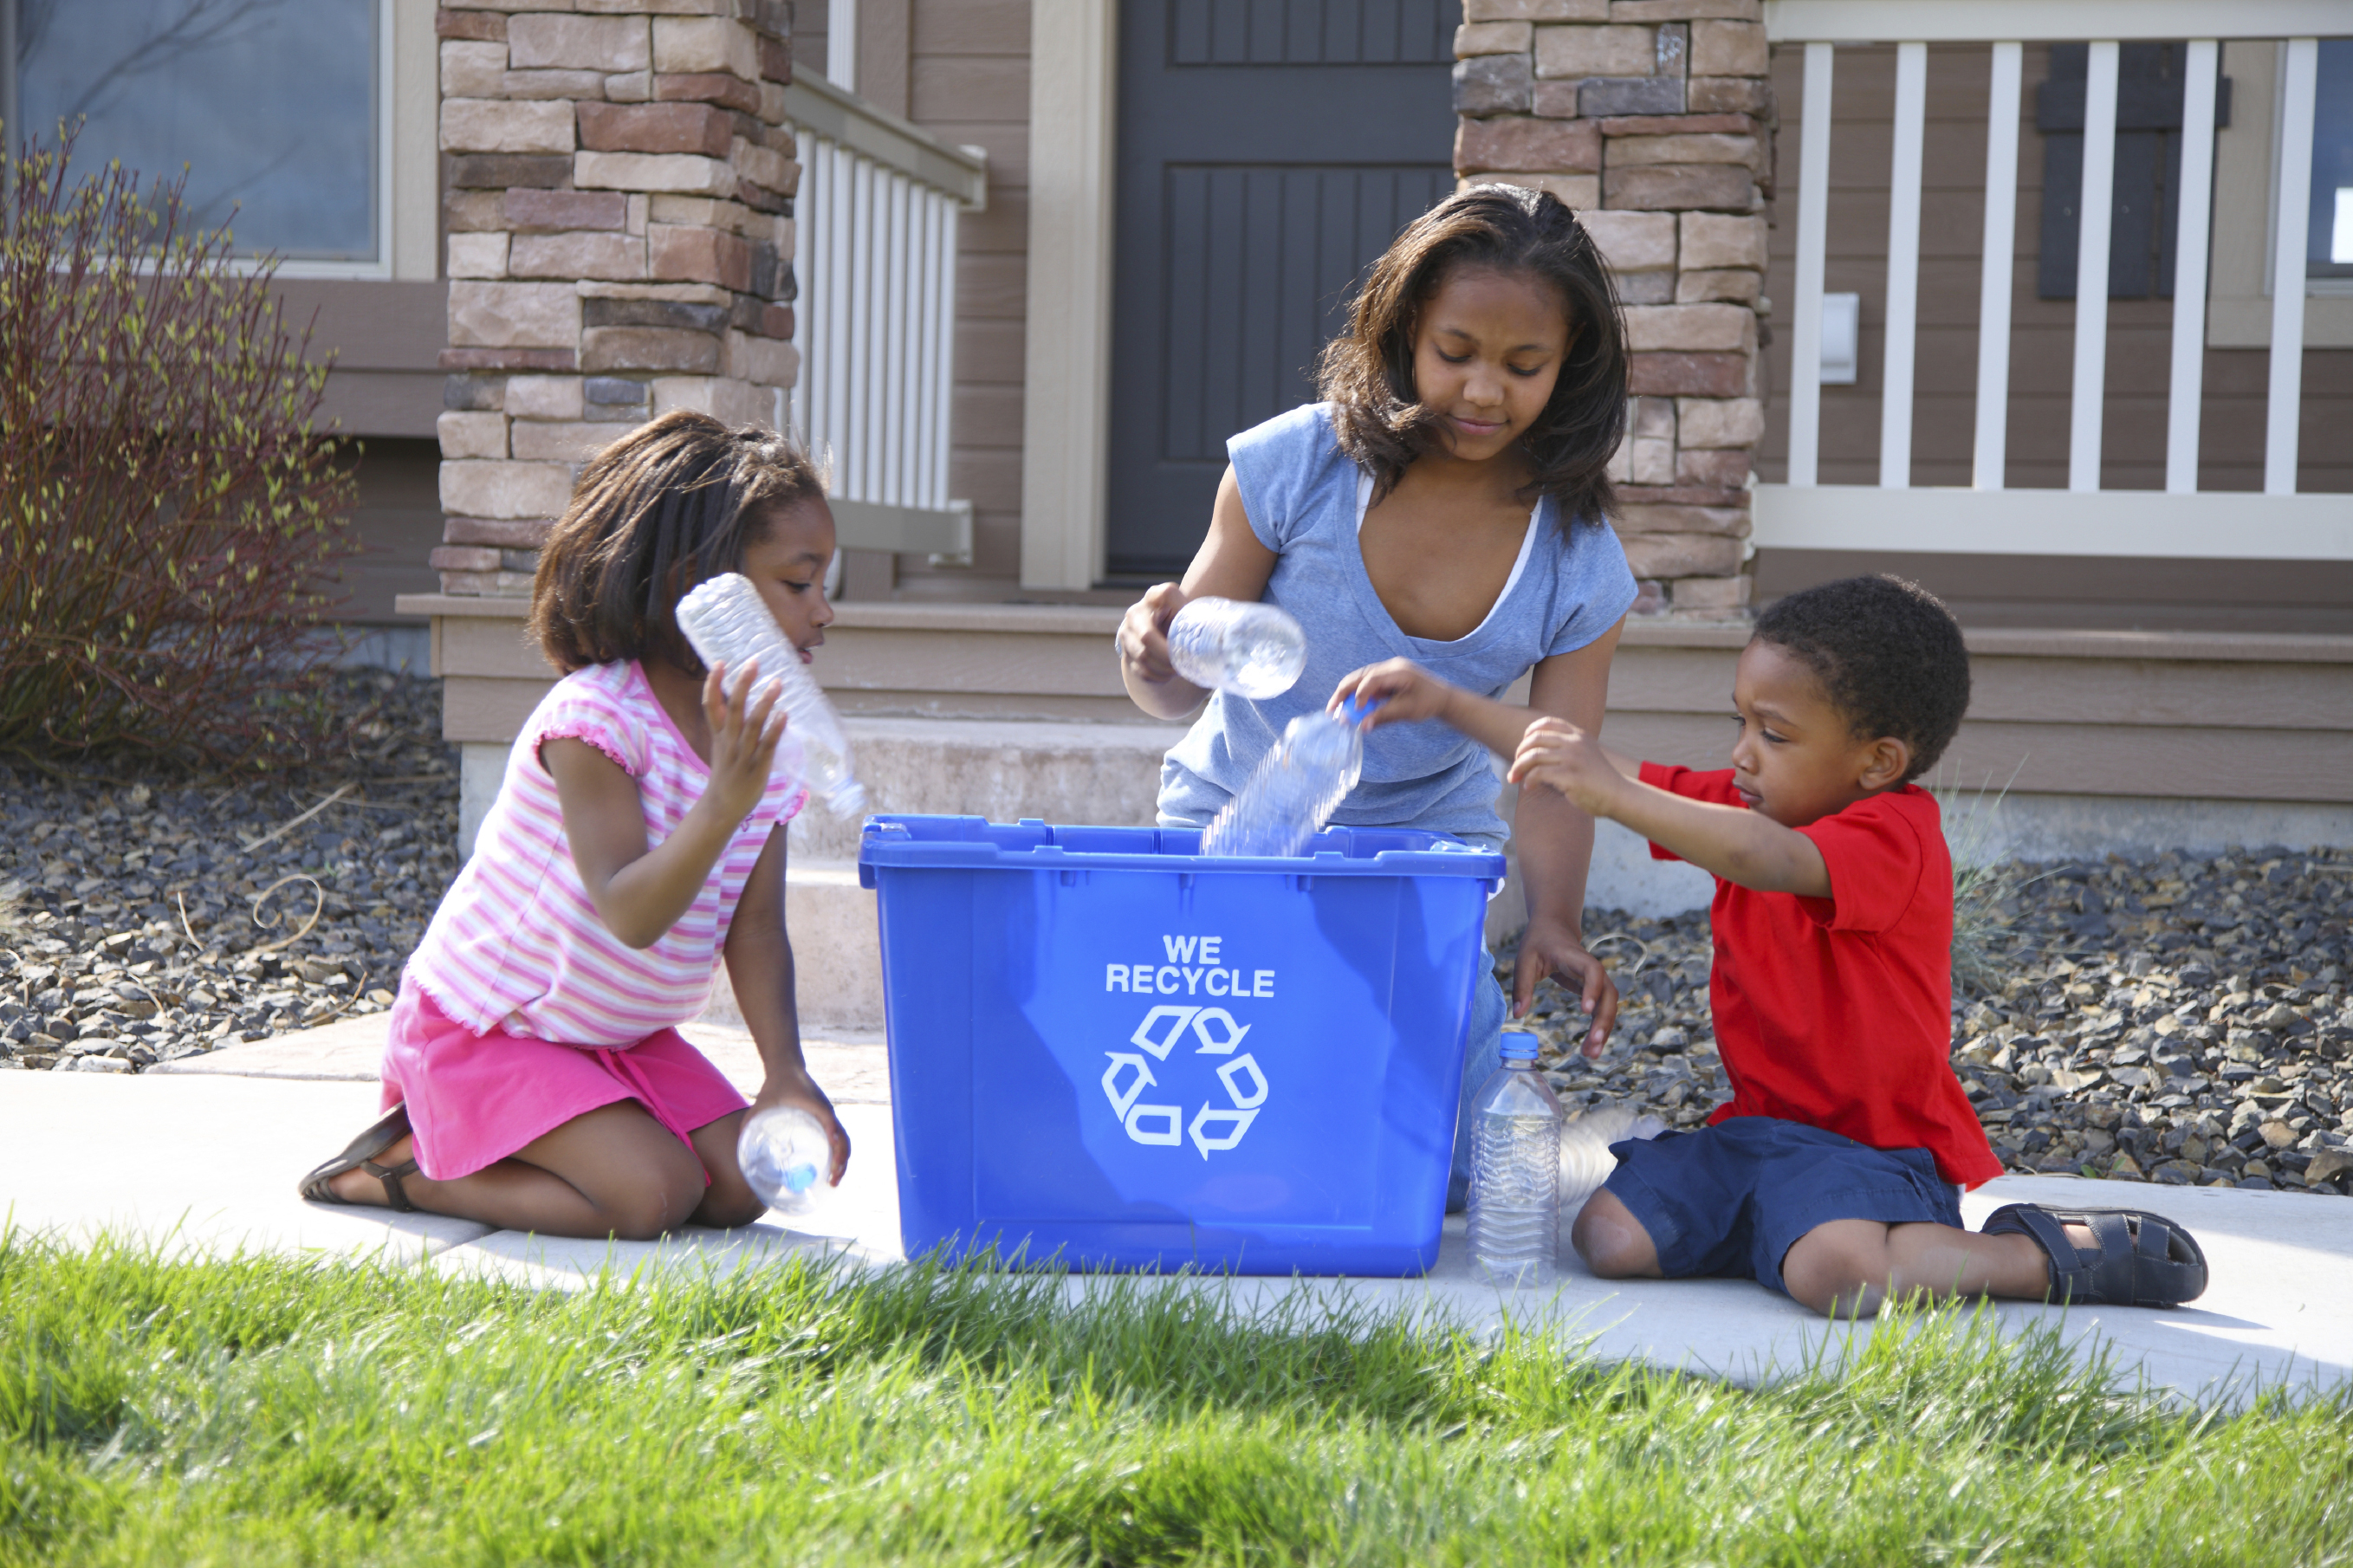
1640, 763, 2001, 1189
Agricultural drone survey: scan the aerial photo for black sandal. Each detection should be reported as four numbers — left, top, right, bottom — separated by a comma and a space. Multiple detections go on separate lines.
1981, 1202, 2207, 1307
297, 1107, 421, 1213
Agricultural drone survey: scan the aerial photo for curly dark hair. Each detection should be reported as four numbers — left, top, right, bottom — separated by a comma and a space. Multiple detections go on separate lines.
1315, 182, 1628, 528
529, 410, 826, 674
1753, 575, 1971, 781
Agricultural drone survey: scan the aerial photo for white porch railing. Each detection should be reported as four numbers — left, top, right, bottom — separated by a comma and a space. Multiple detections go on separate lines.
784, 73, 988, 563
1757, 0, 2353, 560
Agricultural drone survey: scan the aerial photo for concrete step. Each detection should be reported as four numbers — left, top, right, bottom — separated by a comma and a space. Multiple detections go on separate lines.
698, 859, 884, 1034
715, 716, 1188, 1033
788, 716, 1187, 860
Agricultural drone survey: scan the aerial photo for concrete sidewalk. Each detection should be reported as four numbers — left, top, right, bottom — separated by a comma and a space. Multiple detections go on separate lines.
5, 1019, 2348, 1406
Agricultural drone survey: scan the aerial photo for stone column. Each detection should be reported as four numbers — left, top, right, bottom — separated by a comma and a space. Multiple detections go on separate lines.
1453, 0, 1772, 617
430, 0, 801, 597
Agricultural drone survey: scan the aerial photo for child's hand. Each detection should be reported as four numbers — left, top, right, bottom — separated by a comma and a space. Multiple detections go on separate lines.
700, 658, 788, 826
1117, 582, 1190, 684
1331, 658, 1458, 729
753, 1067, 852, 1186
1507, 716, 1623, 814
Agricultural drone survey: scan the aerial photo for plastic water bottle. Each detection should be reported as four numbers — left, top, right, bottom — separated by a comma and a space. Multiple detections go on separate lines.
675, 572, 867, 817
1468, 1028, 1564, 1286
1558, 1101, 1668, 1212
1166, 598, 1307, 699
1199, 697, 1374, 859
737, 1105, 833, 1215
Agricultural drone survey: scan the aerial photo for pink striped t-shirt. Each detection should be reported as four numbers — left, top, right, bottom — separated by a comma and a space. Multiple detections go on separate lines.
405, 659, 807, 1046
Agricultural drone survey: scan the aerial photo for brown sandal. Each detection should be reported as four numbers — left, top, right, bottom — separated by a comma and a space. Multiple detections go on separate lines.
297, 1107, 421, 1212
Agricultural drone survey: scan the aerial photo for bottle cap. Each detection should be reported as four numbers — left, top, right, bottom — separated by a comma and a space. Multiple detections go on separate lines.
1499, 1027, 1540, 1062
1339, 694, 1384, 725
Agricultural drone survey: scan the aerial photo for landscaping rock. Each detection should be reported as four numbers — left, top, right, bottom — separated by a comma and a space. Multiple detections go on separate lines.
0, 673, 459, 1074
1507, 843, 2353, 1199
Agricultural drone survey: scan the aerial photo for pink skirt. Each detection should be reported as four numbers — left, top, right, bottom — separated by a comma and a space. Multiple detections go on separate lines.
380, 982, 749, 1182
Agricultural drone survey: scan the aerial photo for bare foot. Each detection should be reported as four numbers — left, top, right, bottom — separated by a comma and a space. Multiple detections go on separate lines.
327, 1134, 417, 1206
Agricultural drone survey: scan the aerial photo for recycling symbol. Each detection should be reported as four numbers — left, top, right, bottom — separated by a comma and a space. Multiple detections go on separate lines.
1100, 1004, 1268, 1159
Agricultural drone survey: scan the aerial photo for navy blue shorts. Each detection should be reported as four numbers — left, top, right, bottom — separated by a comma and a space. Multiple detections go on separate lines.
1602, 1117, 1964, 1295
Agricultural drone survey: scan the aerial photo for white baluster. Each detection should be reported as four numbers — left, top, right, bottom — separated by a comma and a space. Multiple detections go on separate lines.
2267, 37, 2318, 497
934, 198, 960, 514
1972, 41, 2021, 491
1880, 40, 1927, 489
892, 173, 915, 508
853, 154, 878, 502
2166, 40, 2220, 496
826, 140, 854, 487
910, 191, 935, 512
793, 130, 816, 449
1787, 41, 1834, 488
2068, 40, 2119, 493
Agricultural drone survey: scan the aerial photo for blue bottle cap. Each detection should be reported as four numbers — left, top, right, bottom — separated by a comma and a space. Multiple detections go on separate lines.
1500, 1028, 1540, 1062
782, 1163, 819, 1194
1339, 694, 1385, 725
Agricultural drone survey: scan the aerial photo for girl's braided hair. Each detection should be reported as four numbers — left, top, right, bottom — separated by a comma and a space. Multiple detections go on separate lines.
528, 410, 826, 674
1316, 182, 1630, 529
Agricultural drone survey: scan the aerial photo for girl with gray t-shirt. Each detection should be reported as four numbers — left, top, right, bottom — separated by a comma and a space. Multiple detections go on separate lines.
1117, 185, 1640, 1208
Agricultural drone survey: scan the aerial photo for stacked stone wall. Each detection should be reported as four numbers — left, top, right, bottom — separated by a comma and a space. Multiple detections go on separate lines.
1454, 0, 1772, 615
431, 0, 801, 597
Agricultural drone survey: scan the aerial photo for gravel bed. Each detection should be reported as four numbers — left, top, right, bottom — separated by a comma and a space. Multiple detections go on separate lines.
0, 673, 460, 1072
1514, 846, 2353, 1197
3, 679, 2347, 1200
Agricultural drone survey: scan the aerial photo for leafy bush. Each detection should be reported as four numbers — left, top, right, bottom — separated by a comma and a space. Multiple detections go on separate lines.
0, 128, 361, 768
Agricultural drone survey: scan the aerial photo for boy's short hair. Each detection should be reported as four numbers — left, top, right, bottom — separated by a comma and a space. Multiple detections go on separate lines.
1753, 575, 1970, 781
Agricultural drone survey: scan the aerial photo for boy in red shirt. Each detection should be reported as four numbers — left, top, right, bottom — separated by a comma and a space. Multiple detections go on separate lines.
1344, 575, 2207, 1317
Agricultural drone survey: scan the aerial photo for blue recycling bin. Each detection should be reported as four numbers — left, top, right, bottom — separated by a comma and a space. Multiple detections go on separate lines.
857, 816, 1505, 1275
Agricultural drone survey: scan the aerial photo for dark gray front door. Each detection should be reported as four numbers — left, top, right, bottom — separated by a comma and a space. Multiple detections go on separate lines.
1105, 0, 1462, 580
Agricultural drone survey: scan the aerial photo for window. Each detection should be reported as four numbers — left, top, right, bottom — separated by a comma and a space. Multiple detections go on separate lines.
3, 0, 381, 265
2036, 42, 2230, 301
2311, 39, 2353, 281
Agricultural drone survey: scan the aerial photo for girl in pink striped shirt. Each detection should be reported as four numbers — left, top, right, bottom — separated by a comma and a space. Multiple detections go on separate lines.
299, 411, 851, 1238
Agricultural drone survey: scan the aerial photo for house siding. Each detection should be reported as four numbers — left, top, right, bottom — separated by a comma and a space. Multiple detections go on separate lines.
1754, 42, 2353, 632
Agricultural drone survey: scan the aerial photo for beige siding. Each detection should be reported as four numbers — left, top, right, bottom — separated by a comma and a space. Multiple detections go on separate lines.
276, 279, 446, 439
336, 438, 444, 625
1753, 42, 2353, 632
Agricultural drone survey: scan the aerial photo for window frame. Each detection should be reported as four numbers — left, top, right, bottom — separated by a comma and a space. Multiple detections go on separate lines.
2300, 37, 2353, 282
0, 0, 398, 280
2207, 36, 2353, 346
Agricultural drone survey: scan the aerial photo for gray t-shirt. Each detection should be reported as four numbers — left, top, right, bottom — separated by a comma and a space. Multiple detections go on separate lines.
1157, 403, 1639, 846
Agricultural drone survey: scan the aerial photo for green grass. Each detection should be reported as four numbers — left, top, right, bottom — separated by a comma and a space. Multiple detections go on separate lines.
3, 1233, 2349, 1566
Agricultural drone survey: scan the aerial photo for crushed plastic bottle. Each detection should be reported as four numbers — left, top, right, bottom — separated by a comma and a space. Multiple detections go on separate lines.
1467, 1028, 1564, 1286
1558, 1101, 1668, 1212
1166, 597, 1307, 699
675, 572, 867, 817
1198, 697, 1376, 859
737, 1105, 833, 1215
